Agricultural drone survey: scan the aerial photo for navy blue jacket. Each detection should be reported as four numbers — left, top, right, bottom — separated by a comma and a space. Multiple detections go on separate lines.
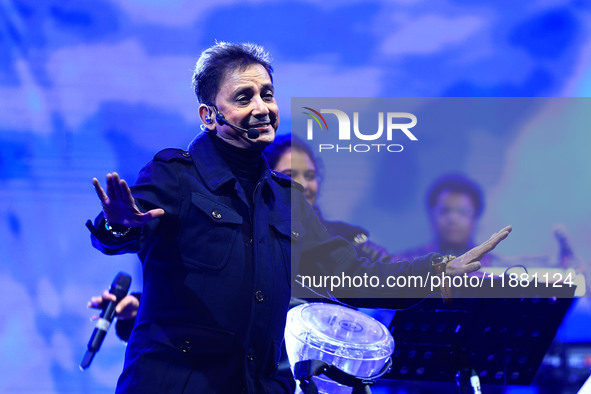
89, 132, 434, 393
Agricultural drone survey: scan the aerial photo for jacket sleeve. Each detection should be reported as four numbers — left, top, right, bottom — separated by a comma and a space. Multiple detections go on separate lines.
321, 219, 398, 263
87, 153, 184, 256
294, 195, 437, 304
356, 238, 400, 264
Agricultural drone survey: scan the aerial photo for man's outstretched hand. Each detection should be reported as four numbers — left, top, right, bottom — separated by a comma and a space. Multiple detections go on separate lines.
93, 172, 164, 227
446, 225, 513, 276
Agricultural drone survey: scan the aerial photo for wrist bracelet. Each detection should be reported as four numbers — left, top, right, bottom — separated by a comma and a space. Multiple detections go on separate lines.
104, 219, 131, 238
432, 254, 456, 305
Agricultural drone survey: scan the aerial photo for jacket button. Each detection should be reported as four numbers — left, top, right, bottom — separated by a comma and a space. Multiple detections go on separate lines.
291, 230, 300, 239
247, 353, 255, 361
254, 290, 264, 302
181, 151, 190, 158
179, 340, 192, 353
211, 210, 222, 220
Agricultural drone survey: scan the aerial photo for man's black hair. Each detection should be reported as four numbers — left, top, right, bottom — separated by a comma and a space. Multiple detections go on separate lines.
427, 173, 484, 217
192, 42, 273, 105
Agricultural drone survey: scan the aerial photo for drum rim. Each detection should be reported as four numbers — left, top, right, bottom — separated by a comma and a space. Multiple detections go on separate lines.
286, 302, 395, 353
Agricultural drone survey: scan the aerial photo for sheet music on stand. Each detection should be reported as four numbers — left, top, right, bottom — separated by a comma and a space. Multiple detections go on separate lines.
382, 277, 577, 391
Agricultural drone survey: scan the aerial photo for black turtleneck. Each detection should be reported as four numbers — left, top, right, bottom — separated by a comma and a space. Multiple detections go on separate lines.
209, 132, 262, 206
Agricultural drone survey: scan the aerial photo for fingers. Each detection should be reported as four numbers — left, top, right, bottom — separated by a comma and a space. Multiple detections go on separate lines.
88, 299, 101, 309
447, 256, 481, 276
488, 225, 512, 243
87, 291, 117, 309
121, 179, 135, 204
483, 226, 512, 250
465, 261, 481, 274
466, 247, 487, 264
104, 172, 125, 202
116, 295, 136, 309
105, 173, 115, 201
102, 290, 117, 300
466, 225, 513, 263
449, 225, 512, 276
115, 295, 140, 319
141, 208, 166, 223
111, 172, 124, 201
114, 295, 132, 314
97, 172, 141, 220
96, 171, 164, 226
93, 178, 108, 204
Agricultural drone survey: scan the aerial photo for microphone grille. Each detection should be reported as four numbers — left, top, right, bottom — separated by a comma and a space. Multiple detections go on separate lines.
109, 272, 132, 300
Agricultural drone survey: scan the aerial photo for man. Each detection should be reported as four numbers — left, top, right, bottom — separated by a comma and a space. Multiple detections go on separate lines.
396, 174, 499, 266
87, 42, 511, 393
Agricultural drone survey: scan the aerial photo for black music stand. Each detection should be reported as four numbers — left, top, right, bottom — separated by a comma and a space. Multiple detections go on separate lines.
381, 278, 577, 393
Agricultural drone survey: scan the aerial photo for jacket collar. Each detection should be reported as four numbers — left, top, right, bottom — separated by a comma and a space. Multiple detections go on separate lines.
187, 131, 273, 194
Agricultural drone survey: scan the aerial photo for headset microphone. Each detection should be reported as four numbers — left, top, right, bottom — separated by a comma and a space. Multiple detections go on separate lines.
213, 108, 261, 139
247, 128, 261, 139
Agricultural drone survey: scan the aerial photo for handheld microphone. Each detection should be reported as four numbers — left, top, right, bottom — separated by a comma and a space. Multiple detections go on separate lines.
80, 272, 131, 370
213, 108, 261, 139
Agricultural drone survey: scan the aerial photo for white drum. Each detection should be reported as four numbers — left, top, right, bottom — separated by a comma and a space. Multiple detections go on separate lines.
284, 303, 395, 394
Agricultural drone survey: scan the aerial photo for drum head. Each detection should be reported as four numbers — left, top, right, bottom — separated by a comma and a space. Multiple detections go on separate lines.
285, 302, 394, 379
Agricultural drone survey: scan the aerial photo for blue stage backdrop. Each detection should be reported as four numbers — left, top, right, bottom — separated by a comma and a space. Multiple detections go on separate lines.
1, 0, 590, 392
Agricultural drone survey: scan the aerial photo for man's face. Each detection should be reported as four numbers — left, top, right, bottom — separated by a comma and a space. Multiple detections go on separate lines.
430, 190, 477, 248
212, 63, 279, 150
